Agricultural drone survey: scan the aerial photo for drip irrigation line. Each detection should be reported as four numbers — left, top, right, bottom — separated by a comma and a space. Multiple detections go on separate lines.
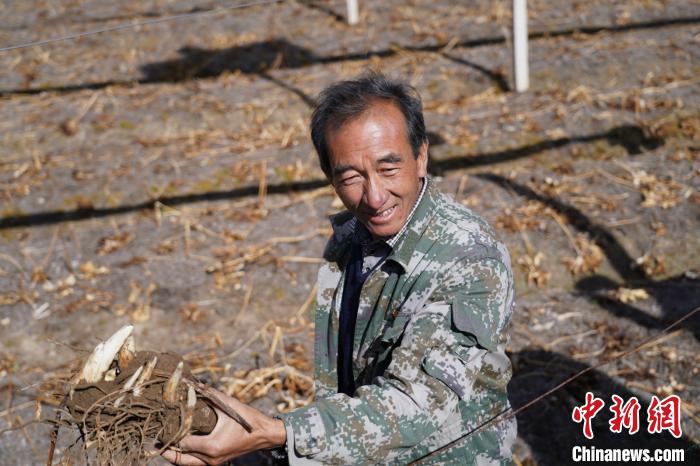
0, 0, 283, 53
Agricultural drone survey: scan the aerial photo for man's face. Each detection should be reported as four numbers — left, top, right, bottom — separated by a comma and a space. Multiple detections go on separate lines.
327, 100, 428, 240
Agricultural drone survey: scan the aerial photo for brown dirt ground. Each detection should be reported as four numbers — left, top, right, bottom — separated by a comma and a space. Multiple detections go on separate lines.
0, 1, 699, 465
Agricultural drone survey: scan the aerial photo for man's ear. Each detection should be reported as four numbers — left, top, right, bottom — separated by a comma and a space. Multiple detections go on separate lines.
417, 140, 429, 178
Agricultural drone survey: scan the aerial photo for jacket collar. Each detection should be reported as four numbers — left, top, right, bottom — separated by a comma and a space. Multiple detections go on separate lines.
385, 179, 439, 272
323, 210, 355, 264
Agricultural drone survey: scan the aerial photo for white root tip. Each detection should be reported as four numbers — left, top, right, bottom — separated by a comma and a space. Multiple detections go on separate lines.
175, 385, 197, 442
123, 365, 143, 391
163, 361, 183, 404
114, 364, 143, 408
118, 335, 136, 368
80, 342, 104, 383
187, 385, 196, 409
80, 325, 134, 383
103, 368, 117, 382
134, 356, 158, 397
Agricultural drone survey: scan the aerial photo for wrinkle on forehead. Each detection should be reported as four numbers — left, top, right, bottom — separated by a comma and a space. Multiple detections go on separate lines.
327, 101, 410, 169
329, 100, 407, 140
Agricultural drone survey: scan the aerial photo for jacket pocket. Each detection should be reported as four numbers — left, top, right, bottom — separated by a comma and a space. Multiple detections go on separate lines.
364, 312, 411, 356
421, 345, 485, 400
450, 292, 499, 352
359, 313, 411, 384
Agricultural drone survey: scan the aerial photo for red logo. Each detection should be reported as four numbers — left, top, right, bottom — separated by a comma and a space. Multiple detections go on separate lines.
609, 394, 641, 434
647, 395, 682, 438
572, 392, 605, 439
572, 392, 683, 439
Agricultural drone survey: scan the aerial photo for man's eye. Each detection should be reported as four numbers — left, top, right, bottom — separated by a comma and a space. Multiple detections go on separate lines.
341, 175, 360, 185
382, 167, 399, 175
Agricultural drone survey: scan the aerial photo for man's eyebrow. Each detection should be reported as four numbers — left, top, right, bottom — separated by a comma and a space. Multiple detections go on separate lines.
377, 153, 402, 164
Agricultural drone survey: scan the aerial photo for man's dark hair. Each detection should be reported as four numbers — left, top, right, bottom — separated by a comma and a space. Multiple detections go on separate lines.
311, 73, 427, 178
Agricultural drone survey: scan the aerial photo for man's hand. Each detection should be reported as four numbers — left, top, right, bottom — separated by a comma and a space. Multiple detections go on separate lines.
161, 388, 286, 465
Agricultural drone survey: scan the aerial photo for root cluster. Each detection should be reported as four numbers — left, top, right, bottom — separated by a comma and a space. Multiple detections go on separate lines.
53, 326, 218, 465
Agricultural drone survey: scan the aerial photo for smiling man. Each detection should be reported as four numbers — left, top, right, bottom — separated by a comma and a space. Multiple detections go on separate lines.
323, 99, 427, 240
164, 74, 516, 465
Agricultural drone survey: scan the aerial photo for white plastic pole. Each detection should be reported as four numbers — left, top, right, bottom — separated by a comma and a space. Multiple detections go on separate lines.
512, 0, 529, 92
347, 0, 359, 25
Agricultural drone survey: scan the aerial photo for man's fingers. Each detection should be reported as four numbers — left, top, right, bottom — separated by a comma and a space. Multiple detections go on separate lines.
178, 405, 253, 454
177, 432, 215, 455
161, 448, 208, 466
176, 407, 228, 453
159, 395, 275, 463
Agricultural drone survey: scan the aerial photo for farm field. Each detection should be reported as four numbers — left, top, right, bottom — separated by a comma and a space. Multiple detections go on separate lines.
0, 1, 699, 464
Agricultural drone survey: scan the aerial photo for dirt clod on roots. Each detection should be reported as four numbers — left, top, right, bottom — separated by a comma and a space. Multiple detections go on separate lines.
62, 351, 217, 465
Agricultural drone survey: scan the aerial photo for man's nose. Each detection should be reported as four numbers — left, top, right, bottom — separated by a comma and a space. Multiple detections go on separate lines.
363, 177, 388, 211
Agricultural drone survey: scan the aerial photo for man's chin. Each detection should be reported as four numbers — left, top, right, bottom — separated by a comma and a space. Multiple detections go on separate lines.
364, 222, 401, 241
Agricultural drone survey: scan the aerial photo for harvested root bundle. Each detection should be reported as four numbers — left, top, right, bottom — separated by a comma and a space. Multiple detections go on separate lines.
54, 325, 248, 465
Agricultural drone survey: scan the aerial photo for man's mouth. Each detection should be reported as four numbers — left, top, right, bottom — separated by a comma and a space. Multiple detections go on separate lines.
367, 205, 397, 223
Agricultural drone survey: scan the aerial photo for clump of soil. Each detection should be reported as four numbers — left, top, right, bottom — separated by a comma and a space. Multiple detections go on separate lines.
55, 330, 223, 465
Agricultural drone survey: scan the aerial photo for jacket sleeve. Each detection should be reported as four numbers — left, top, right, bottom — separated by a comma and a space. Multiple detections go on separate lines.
277, 256, 514, 465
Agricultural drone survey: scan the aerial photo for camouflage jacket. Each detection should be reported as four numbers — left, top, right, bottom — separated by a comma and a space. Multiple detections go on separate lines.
279, 180, 516, 465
